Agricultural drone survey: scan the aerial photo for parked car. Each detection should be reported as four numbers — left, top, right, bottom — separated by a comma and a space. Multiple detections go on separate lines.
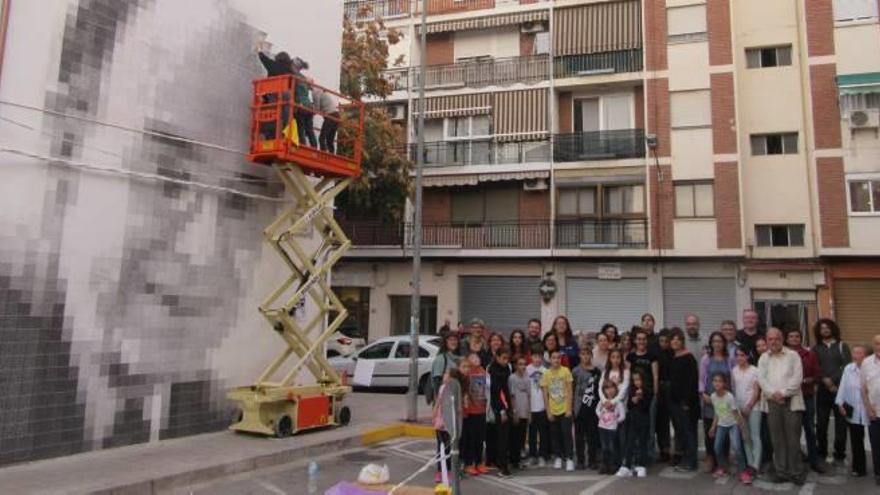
325, 329, 366, 358
329, 335, 442, 393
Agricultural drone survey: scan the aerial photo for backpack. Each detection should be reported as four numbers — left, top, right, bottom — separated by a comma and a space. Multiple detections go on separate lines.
425, 353, 448, 405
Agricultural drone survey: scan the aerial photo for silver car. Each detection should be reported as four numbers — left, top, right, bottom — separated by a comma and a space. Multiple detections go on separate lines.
329, 335, 442, 393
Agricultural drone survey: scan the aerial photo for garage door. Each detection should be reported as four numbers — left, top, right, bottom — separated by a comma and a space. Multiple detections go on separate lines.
663, 278, 737, 332
566, 278, 648, 333
460, 276, 541, 334
835, 279, 880, 346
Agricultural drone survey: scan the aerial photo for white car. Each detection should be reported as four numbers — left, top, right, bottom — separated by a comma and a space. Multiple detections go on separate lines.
329, 335, 443, 393
325, 330, 366, 358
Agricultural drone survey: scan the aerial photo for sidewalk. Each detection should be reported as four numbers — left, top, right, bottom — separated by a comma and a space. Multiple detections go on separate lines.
0, 393, 430, 495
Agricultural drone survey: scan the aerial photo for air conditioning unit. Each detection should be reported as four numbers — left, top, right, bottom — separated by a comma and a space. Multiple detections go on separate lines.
849, 109, 880, 129
523, 178, 548, 191
521, 21, 547, 34
387, 104, 406, 121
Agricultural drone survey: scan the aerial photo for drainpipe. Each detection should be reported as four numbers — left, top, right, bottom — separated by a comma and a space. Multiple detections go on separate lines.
0, 0, 12, 91
548, 0, 556, 259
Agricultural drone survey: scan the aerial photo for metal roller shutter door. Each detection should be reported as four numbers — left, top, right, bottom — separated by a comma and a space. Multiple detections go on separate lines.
566, 278, 648, 333
835, 279, 880, 346
459, 276, 541, 334
663, 278, 737, 332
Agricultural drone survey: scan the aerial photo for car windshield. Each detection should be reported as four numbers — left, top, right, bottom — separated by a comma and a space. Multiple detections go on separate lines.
427, 337, 442, 347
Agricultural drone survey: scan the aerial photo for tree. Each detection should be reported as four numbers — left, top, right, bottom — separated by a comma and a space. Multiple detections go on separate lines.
337, 11, 411, 225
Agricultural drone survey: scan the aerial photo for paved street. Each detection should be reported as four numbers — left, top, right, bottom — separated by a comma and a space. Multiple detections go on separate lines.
176, 437, 878, 495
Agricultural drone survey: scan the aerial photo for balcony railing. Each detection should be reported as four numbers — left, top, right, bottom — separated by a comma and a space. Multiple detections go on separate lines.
411, 54, 550, 90
384, 68, 409, 91
417, 0, 548, 15
410, 139, 551, 167
554, 49, 644, 78
554, 129, 645, 162
344, 0, 411, 21
555, 219, 648, 248
338, 220, 551, 249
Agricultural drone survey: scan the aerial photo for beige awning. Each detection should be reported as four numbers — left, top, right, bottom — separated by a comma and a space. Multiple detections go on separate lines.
419, 9, 549, 34
424, 170, 549, 187
553, 0, 642, 56
493, 89, 548, 141
412, 93, 492, 118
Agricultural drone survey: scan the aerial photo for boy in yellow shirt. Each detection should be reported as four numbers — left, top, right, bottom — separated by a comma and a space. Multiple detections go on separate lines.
541, 350, 574, 471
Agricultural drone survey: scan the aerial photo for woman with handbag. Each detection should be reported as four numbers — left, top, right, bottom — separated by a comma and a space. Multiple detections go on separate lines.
835, 344, 870, 477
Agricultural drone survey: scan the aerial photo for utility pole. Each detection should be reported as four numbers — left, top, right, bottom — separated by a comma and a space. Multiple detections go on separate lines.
407, 0, 428, 423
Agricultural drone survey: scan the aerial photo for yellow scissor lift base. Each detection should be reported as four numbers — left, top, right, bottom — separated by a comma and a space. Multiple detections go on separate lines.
228, 163, 354, 438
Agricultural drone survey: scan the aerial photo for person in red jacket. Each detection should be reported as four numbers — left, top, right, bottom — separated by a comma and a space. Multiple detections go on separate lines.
785, 328, 825, 473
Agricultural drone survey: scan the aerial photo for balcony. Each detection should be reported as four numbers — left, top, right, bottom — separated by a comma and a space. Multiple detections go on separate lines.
418, 0, 547, 15
555, 219, 648, 248
553, 129, 646, 162
410, 54, 550, 90
554, 49, 644, 78
384, 68, 409, 91
410, 139, 551, 167
344, 0, 411, 21
340, 220, 551, 249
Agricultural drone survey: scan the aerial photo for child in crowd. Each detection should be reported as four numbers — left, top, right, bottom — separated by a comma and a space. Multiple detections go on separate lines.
619, 370, 651, 478
508, 356, 531, 470
433, 366, 464, 483
708, 372, 748, 482
573, 347, 601, 470
731, 347, 760, 483
462, 353, 488, 476
541, 350, 575, 472
597, 381, 626, 474
526, 351, 550, 466
488, 347, 513, 478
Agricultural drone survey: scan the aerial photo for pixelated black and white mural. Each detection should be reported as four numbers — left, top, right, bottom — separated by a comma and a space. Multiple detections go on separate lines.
0, 0, 314, 465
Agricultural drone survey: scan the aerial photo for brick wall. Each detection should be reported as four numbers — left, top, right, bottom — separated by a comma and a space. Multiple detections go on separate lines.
707, 0, 733, 66
710, 73, 737, 154
714, 162, 743, 248
558, 92, 572, 133
520, 32, 536, 57
805, 0, 835, 57
810, 64, 842, 150
426, 32, 454, 66
644, 0, 668, 71
649, 165, 674, 249
423, 188, 452, 224
646, 78, 671, 157
816, 157, 850, 248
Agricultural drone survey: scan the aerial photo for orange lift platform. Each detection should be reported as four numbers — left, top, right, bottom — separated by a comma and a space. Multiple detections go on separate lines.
228, 75, 365, 437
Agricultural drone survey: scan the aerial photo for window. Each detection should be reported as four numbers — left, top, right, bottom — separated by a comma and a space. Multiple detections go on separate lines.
746, 46, 793, 68
755, 225, 805, 247
604, 184, 645, 215
558, 187, 597, 217
667, 4, 708, 43
390, 296, 438, 336
670, 90, 712, 128
535, 32, 551, 55
451, 186, 519, 223
751, 133, 798, 155
675, 182, 715, 218
573, 94, 633, 133
848, 178, 880, 214
358, 341, 394, 360
834, 0, 879, 21
394, 343, 431, 359
445, 116, 491, 140
839, 93, 880, 114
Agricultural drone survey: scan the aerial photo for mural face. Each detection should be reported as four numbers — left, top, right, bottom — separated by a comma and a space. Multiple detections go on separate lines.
0, 0, 339, 465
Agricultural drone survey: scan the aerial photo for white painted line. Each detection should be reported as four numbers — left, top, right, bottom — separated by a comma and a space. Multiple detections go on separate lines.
752, 479, 795, 492
254, 480, 287, 495
798, 482, 816, 495
515, 475, 605, 485
579, 476, 619, 495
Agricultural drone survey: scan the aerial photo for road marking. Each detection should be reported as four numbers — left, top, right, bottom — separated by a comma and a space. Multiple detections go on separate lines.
658, 466, 698, 480
578, 476, 618, 495
752, 479, 795, 491
254, 480, 287, 495
515, 475, 605, 485
798, 482, 816, 495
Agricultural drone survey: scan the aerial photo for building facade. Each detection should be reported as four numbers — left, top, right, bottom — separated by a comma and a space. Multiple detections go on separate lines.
0, 0, 342, 465
337, 0, 880, 345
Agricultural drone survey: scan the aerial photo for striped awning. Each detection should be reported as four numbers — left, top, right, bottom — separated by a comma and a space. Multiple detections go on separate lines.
419, 10, 549, 34
493, 89, 548, 141
837, 72, 880, 95
423, 170, 549, 188
554, 0, 642, 56
412, 93, 492, 118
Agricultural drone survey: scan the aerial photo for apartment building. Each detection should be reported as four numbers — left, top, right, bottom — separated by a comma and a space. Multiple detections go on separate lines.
335, 0, 880, 345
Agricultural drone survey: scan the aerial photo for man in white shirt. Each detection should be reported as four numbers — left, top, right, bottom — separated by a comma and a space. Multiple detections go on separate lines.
684, 314, 704, 357
861, 334, 880, 486
758, 328, 805, 485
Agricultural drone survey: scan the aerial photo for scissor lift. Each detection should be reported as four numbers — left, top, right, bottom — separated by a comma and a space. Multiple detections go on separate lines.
228, 75, 365, 437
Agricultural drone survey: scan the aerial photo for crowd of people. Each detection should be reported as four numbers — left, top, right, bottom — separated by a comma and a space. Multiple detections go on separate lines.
429, 310, 880, 488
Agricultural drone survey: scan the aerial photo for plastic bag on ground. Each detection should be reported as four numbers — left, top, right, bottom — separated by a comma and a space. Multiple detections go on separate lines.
357, 463, 390, 485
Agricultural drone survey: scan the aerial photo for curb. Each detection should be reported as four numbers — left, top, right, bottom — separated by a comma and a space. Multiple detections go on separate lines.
88, 423, 433, 495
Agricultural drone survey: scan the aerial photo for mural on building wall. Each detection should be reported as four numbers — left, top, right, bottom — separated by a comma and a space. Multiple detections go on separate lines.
0, 0, 298, 465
